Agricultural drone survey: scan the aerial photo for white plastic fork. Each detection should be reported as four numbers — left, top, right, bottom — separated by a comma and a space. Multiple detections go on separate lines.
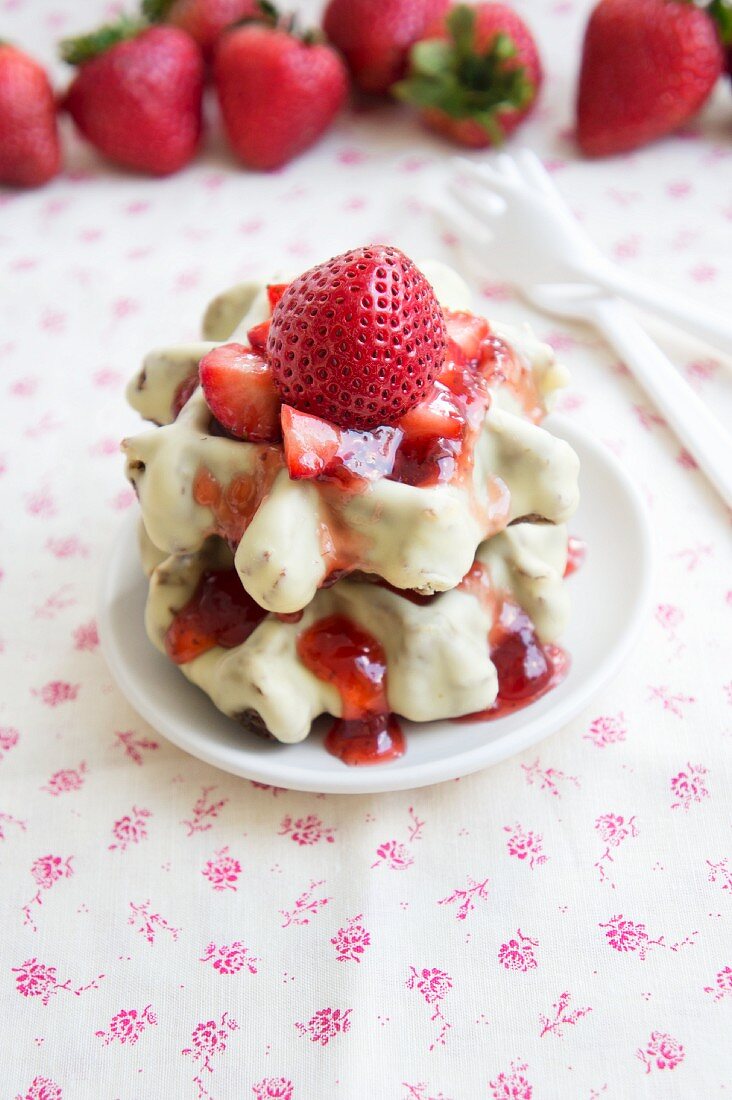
438, 151, 732, 510
451, 150, 732, 358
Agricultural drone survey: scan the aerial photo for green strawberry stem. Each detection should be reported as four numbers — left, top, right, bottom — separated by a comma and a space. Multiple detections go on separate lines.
707, 0, 732, 43
393, 4, 532, 143
140, 0, 174, 20
60, 16, 146, 65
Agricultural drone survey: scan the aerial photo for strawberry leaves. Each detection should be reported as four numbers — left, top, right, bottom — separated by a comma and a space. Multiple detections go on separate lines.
393, 4, 532, 143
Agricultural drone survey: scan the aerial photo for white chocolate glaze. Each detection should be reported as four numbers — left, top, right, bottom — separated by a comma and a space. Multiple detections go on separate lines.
123, 262, 579, 615
144, 521, 568, 744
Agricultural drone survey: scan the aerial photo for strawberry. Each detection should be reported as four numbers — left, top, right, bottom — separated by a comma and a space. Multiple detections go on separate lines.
0, 44, 61, 187
322, 0, 449, 95
577, 0, 723, 157
394, 3, 542, 147
398, 384, 463, 440
61, 20, 204, 175
142, 0, 261, 60
199, 343, 281, 441
281, 405, 402, 483
213, 18, 348, 170
267, 245, 447, 431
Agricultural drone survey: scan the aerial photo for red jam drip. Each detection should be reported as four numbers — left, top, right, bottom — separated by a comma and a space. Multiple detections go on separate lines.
164, 567, 268, 665
460, 599, 570, 722
193, 455, 280, 547
564, 536, 587, 577
296, 614, 405, 766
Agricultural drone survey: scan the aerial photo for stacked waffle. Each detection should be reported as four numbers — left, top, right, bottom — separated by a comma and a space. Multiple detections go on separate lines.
123, 251, 579, 764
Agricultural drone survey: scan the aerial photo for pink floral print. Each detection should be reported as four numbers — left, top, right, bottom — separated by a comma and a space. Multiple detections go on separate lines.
407, 967, 452, 1049
279, 879, 330, 928
636, 1031, 685, 1074
331, 914, 371, 961
13, 958, 104, 1005
371, 839, 414, 870
704, 965, 732, 1001
521, 758, 580, 798
438, 876, 490, 919
200, 941, 259, 975
600, 914, 697, 958
182, 1012, 239, 1099
127, 900, 180, 945
648, 685, 695, 718
278, 814, 335, 846
33, 681, 78, 707
295, 1007, 352, 1045
0, 725, 19, 759
498, 930, 539, 972
109, 805, 151, 851
670, 762, 710, 810
201, 847, 242, 892
96, 1005, 157, 1045
504, 823, 548, 868
14, 1078, 63, 1100
72, 620, 99, 651
583, 713, 627, 748
489, 1060, 533, 1099
539, 992, 592, 1038
42, 763, 86, 796
22, 855, 74, 931
594, 813, 639, 886
252, 1079, 294, 1100
706, 857, 732, 894
182, 786, 228, 836
114, 729, 159, 765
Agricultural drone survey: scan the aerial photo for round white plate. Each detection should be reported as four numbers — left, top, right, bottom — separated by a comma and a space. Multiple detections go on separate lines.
99, 416, 652, 794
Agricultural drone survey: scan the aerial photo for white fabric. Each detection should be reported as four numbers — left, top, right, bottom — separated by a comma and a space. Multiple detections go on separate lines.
1, 1, 731, 1097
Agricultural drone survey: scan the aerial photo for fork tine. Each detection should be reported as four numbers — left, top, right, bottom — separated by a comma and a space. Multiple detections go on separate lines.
446, 178, 504, 228
494, 153, 523, 184
431, 197, 494, 252
515, 148, 562, 202
452, 158, 522, 203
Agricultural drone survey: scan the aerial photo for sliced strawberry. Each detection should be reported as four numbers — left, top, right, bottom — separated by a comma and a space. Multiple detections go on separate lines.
398, 383, 464, 441
247, 319, 270, 352
266, 282, 288, 311
171, 371, 199, 418
199, 343, 280, 442
281, 405, 341, 479
443, 309, 490, 365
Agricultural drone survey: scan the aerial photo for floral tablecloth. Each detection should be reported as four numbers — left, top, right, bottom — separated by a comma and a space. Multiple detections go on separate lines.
1, 1, 731, 1097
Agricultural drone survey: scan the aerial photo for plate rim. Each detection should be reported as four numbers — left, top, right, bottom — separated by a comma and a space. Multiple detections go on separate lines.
98, 415, 653, 794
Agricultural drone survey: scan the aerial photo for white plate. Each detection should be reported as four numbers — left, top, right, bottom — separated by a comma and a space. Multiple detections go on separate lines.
98, 417, 652, 794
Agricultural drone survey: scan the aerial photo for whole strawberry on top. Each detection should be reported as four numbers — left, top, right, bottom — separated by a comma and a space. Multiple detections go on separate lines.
141, 0, 261, 60
323, 0, 449, 95
394, 3, 542, 147
61, 18, 204, 175
214, 7, 348, 170
267, 245, 447, 430
0, 43, 60, 187
577, 0, 723, 157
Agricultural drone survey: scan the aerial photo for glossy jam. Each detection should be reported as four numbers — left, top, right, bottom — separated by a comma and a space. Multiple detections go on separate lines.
296, 614, 405, 766
164, 567, 268, 665
193, 454, 280, 546
564, 536, 587, 577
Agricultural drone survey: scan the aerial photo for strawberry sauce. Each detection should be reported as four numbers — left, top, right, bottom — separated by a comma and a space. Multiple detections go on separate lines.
164, 567, 268, 665
296, 614, 405, 766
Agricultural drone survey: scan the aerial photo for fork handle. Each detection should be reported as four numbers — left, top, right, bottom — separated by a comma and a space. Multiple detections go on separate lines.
594, 263, 732, 360
588, 298, 732, 510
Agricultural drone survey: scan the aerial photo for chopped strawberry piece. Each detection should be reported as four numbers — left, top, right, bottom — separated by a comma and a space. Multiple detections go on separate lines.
281, 405, 341, 479
171, 371, 198, 418
199, 342, 280, 442
247, 319, 270, 352
266, 283, 288, 311
398, 383, 464, 441
444, 310, 491, 365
